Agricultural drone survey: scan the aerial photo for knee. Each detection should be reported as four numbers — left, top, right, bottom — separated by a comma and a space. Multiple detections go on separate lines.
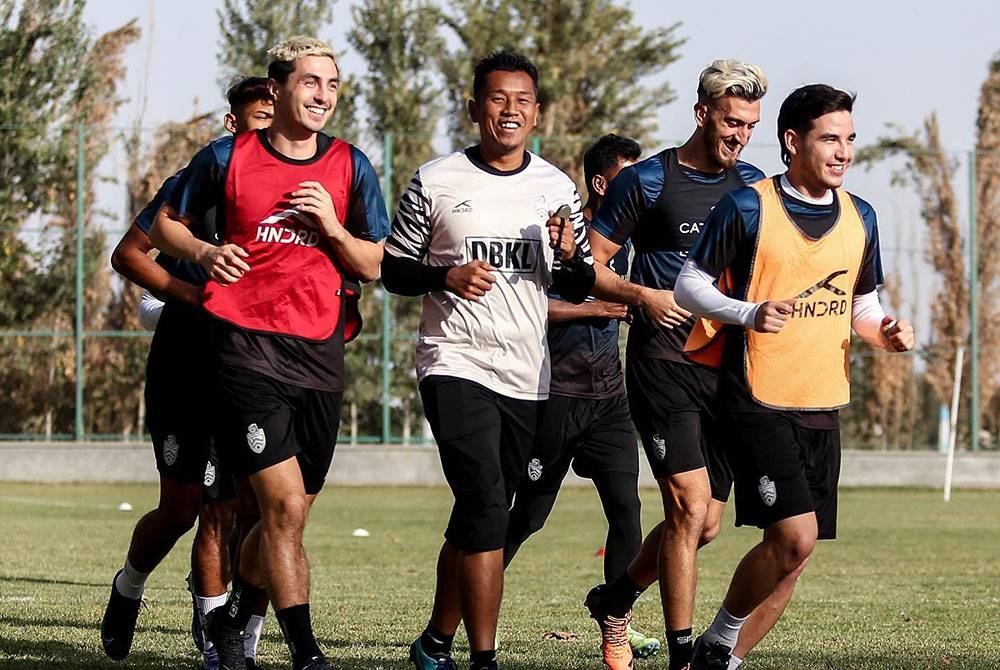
663, 489, 710, 537
699, 515, 722, 545
197, 503, 237, 540
263, 495, 309, 534
769, 532, 816, 575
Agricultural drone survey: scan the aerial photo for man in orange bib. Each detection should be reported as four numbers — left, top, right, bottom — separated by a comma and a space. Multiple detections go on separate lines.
674, 84, 914, 670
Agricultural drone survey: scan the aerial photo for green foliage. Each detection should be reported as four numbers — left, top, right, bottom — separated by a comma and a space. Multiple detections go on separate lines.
1, 484, 999, 668
435, 0, 684, 178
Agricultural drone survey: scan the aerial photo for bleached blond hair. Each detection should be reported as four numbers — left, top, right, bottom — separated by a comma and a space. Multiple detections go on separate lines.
266, 36, 337, 83
697, 59, 768, 104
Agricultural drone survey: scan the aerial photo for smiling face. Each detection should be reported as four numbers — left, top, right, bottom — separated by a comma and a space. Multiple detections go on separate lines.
225, 99, 274, 134
785, 109, 855, 198
468, 69, 539, 167
273, 54, 339, 134
696, 95, 761, 170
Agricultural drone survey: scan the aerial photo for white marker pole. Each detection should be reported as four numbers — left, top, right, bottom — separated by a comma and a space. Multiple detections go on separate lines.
944, 346, 965, 503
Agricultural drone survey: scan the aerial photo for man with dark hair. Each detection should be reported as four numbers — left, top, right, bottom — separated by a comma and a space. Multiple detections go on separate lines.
381, 50, 595, 670
584, 59, 768, 670
150, 36, 390, 670
101, 76, 273, 669
675, 84, 914, 669
501, 133, 661, 660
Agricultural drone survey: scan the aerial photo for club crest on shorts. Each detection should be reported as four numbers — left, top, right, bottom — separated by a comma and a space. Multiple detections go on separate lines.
162, 434, 179, 466
652, 433, 666, 461
203, 461, 216, 487
758, 475, 777, 507
246, 423, 266, 454
527, 458, 543, 482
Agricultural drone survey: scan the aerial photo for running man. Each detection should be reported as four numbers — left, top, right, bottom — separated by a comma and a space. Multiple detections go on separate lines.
150, 36, 390, 670
501, 134, 660, 660
102, 76, 273, 669
583, 60, 769, 670
674, 84, 914, 669
381, 51, 595, 670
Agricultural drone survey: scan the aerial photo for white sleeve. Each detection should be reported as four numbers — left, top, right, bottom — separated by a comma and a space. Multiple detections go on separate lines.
137, 290, 165, 330
851, 290, 890, 349
674, 259, 758, 328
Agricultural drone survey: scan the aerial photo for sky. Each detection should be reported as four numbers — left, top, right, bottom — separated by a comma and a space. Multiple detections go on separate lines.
79, 0, 1000, 324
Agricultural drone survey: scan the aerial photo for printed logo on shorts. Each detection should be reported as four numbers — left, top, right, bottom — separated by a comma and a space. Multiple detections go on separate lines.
246, 423, 266, 454
203, 461, 216, 487
652, 433, 666, 461
527, 458, 543, 482
163, 434, 179, 466
758, 476, 777, 507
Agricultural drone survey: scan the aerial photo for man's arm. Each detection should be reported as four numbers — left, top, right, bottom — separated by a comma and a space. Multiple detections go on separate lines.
111, 223, 199, 307
151, 204, 250, 285
548, 297, 628, 324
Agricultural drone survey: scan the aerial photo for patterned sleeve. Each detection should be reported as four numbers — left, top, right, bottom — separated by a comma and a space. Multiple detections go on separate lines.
165, 137, 231, 222
589, 163, 648, 245
346, 147, 390, 242
385, 170, 432, 261
133, 172, 181, 235
852, 194, 885, 293
555, 187, 593, 270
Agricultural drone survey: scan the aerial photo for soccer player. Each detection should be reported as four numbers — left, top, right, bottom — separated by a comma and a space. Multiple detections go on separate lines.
381, 51, 595, 670
583, 59, 770, 670
101, 76, 273, 669
501, 133, 661, 659
150, 36, 390, 670
675, 84, 915, 669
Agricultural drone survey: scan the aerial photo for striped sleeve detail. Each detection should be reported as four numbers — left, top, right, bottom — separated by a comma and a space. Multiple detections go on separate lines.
386, 171, 431, 260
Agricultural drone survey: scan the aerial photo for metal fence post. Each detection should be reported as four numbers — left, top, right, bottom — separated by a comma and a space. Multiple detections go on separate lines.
969, 150, 980, 451
531, 136, 541, 155
382, 132, 394, 444
74, 124, 85, 440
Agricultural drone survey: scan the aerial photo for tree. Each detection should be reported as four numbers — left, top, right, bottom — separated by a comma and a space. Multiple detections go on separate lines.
434, 0, 684, 179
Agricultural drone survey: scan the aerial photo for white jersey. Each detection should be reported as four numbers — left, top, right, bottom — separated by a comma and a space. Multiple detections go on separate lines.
387, 148, 591, 400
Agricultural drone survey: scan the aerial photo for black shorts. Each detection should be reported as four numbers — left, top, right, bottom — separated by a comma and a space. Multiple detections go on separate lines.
525, 392, 638, 492
201, 441, 237, 503
626, 357, 732, 501
216, 364, 343, 495
419, 376, 541, 552
724, 410, 841, 540
145, 300, 217, 485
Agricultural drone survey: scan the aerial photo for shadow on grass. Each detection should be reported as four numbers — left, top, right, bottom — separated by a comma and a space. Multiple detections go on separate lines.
0, 612, 186, 639
0, 574, 107, 588
754, 650, 999, 670
0, 638, 196, 670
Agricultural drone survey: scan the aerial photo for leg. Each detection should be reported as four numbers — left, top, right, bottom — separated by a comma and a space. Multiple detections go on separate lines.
191, 498, 238, 598
592, 470, 642, 584
656, 469, 712, 633
731, 556, 806, 660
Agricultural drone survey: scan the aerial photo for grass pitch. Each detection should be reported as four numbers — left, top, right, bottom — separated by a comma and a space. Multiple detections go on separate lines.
0, 483, 998, 669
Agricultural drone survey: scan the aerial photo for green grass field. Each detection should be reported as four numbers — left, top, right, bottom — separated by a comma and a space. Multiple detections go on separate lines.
1, 483, 998, 669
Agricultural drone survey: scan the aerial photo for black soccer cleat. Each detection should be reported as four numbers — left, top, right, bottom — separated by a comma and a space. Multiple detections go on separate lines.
100, 569, 143, 661
204, 608, 247, 670
297, 655, 332, 670
186, 572, 207, 653
690, 635, 732, 670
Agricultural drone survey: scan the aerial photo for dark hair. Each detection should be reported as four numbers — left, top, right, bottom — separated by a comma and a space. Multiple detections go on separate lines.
583, 134, 641, 199
472, 50, 539, 101
777, 84, 856, 166
226, 76, 273, 110
267, 60, 296, 85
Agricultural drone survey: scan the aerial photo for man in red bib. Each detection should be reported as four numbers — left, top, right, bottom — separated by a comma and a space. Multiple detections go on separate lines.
674, 84, 915, 669
151, 36, 390, 670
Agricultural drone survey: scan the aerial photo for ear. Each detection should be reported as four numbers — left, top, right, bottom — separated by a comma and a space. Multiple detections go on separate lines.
223, 112, 237, 134
694, 102, 710, 128
467, 98, 479, 124
532, 101, 540, 128
591, 174, 608, 198
784, 129, 799, 159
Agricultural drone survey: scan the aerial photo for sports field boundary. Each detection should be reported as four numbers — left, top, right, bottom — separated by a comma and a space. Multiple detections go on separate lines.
1, 442, 998, 489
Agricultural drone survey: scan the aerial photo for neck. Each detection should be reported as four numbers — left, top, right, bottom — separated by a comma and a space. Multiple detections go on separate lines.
783, 169, 832, 202
582, 197, 599, 223
675, 132, 724, 174
267, 121, 318, 160
479, 143, 527, 171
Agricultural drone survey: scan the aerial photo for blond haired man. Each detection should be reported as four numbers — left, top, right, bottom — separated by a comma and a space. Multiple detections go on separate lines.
585, 59, 770, 670
151, 36, 390, 670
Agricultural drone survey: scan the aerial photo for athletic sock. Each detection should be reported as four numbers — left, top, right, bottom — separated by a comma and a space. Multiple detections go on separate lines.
603, 573, 645, 617
666, 627, 693, 670
728, 654, 745, 670
219, 574, 266, 632
703, 606, 748, 650
276, 604, 323, 669
115, 559, 148, 600
196, 593, 229, 616
469, 649, 497, 669
245, 614, 266, 659
420, 624, 454, 657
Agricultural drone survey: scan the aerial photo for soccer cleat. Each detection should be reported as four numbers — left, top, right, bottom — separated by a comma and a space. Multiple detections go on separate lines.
468, 661, 498, 670
690, 635, 731, 670
627, 625, 661, 659
204, 609, 247, 670
297, 655, 332, 670
585, 585, 635, 670
409, 637, 458, 670
100, 569, 143, 661
244, 658, 263, 670
187, 573, 207, 653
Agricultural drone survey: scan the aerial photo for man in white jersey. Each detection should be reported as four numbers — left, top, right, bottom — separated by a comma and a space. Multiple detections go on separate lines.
381, 51, 595, 670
